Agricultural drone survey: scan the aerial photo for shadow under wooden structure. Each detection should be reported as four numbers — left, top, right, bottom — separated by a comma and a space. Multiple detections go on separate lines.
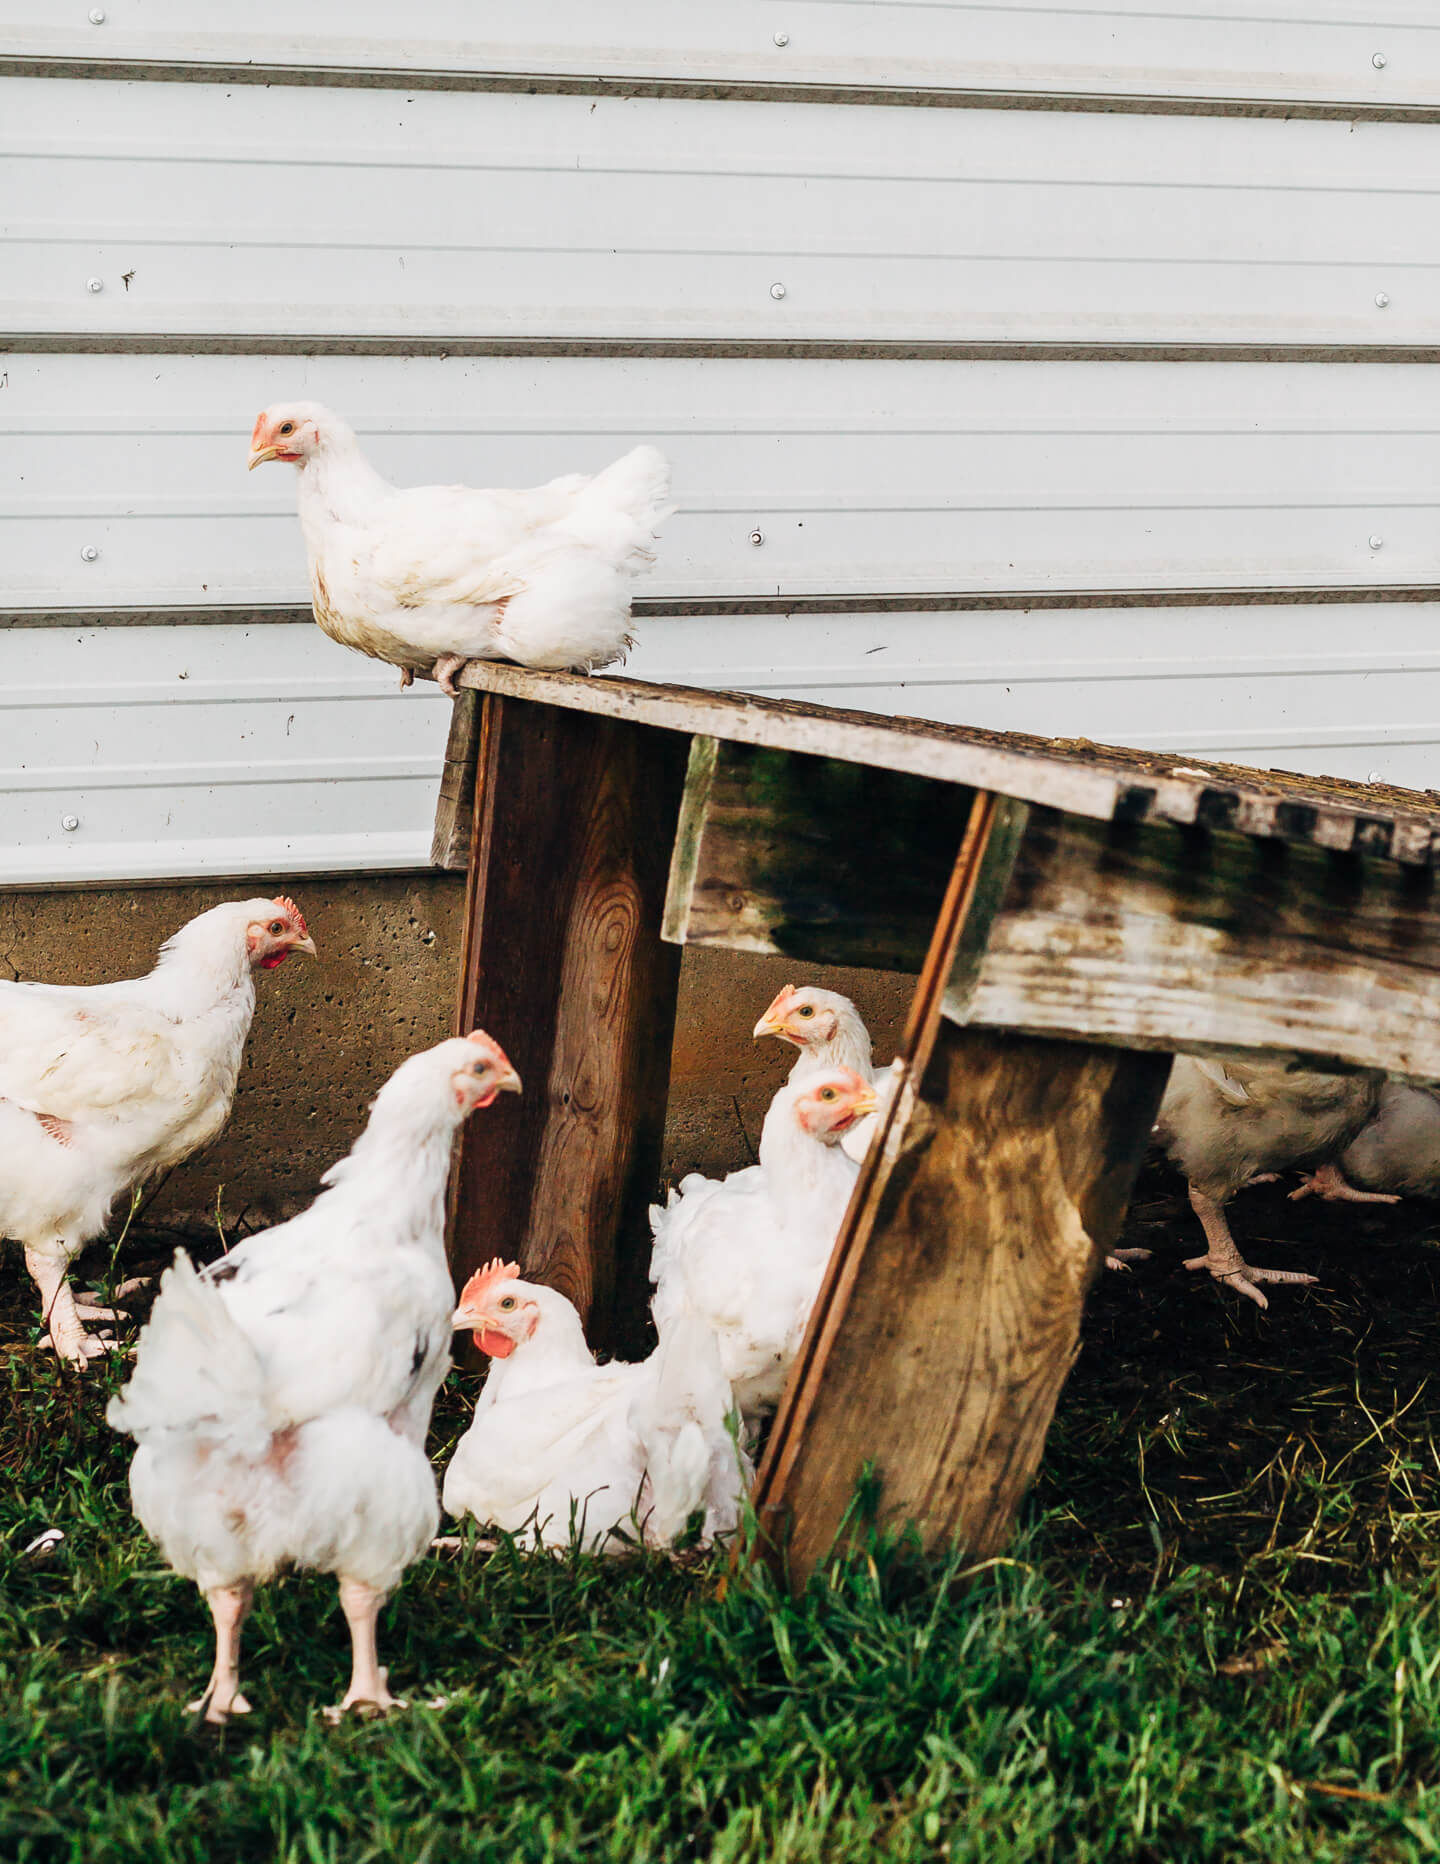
435, 665, 1440, 1589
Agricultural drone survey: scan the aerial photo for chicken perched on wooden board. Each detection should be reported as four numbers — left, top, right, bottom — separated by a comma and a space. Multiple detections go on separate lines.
1338, 1082, 1440, 1197
1155, 1053, 1388, 1308
650, 1067, 874, 1424
0, 897, 315, 1366
248, 402, 672, 693
442, 1260, 748, 1553
108, 1031, 521, 1724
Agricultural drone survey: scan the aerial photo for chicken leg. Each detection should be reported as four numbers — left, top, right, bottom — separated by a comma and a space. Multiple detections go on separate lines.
1182, 1186, 1319, 1310
432, 653, 472, 698
188, 1580, 255, 1723
24, 1246, 111, 1365
327, 1576, 403, 1719
1288, 1162, 1401, 1206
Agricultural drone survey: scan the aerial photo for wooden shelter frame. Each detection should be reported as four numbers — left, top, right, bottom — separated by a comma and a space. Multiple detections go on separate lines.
435, 661, 1440, 1589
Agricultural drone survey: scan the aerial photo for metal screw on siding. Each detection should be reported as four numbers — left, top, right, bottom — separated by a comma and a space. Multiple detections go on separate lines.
1375, 290, 1390, 308
773, 32, 790, 47
80, 545, 99, 561
88, 6, 105, 20
1372, 52, 1387, 69
1369, 534, 1385, 550
770, 282, 787, 300
61, 815, 80, 832
749, 530, 765, 546
86, 276, 103, 293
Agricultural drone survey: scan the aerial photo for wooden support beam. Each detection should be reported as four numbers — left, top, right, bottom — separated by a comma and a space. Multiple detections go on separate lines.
662, 736, 976, 970
965, 808, 1440, 1082
754, 794, 1169, 1587
449, 693, 689, 1359
430, 690, 481, 870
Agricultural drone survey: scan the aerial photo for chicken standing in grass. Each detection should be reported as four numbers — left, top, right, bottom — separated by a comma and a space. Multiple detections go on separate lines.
0, 897, 315, 1366
443, 1261, 747, 1552
1155, 1053, 1391, 1308
249, 402, 672, 692
107, 1031, 521, 1723
650, 1067, 875, 1424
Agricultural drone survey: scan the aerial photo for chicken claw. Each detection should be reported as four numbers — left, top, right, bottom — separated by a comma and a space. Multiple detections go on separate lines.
1182, 1186, 1317, 1310
1105, 1248, 1152, 1272
431, 653, 471, 697
397, 666, 413, 689
1288, 1162, 1401, 1205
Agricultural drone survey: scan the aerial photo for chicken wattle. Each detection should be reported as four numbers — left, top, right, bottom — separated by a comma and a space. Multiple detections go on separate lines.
248, 401, 672, 692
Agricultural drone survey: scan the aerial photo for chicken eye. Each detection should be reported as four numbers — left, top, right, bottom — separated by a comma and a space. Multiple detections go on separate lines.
797, 1005, 815, 1018
499, 1297, 516, 1311
472, 1061, 488, 1075
278, 421, 295, 436
819, 1087, 836, 1101
268, 920, 284, 934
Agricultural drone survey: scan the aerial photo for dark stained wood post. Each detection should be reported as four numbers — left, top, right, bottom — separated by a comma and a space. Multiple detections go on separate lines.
449, 692, 690, 1359
754, 794, 1171, 1586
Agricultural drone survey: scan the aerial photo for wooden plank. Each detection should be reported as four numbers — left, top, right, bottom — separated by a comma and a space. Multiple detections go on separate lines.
429, 690, 480, 870
963, 808, 1440, 1083
754, 791, 1167, 1583
757, 1024, 1169, 1585
448, 663, 1440, 867
449, 693, 688, 1358
660, 737, 976, 971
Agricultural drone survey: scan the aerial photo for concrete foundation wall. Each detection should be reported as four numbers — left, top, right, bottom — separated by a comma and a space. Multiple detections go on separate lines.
0, 879, 914, 1241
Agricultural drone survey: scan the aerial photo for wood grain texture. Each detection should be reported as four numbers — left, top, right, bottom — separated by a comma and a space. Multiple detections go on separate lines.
429, 691, 481, 870
661, 737, 976, 970
449, 693, 688, 1358
447, 660, 1440, 866
964, 809, 1440, 1082
759, 1023, 1169, 1585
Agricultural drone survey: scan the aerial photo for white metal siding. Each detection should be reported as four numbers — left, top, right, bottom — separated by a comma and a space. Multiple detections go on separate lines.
5, 354, 1438, 606
5, 77, 1436, 346
3, 2, 1439, 110
0, 625, 450, 885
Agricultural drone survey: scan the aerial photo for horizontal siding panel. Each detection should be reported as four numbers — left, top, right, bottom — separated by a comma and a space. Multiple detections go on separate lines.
3, 78, 1437, 346
2, 2, 1439, 110
625, 606, 1440, 790
0, 623, 451, 883
2, 354, 1437, 605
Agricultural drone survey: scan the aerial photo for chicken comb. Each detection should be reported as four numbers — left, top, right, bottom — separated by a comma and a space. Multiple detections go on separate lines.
457, 1256, 522, 1309
251, 410, 268, 446
271, 895, 309, 938
760, 983, 799, 1021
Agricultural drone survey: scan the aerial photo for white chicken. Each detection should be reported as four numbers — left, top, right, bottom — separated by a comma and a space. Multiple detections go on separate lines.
442, 1260, 748, 1553
752, 981, 901, 1165
0, 897, 315, 1366
107, 1030, 521, 1723
248, 402, 672, 693
649, 1067, 875, 1424
1155, 1053, 1388, 1308
1337, 1082, 1440, 1197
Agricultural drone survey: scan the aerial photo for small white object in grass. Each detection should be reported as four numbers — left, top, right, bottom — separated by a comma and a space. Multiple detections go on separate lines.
657, 1657, 671, 1686
23, 1528, 65, 1557
1109, 1597, 1131, 1610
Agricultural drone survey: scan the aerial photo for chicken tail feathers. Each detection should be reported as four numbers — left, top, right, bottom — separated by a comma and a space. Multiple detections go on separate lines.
562, 445, 674, 566
106, 1249, 271, 1457
634, 1300, 748, 1545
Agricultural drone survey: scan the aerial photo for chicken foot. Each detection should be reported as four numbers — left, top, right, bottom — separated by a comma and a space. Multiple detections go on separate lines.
1182, 1186, 1319, 1310
25, 1247, 112, 1365
1105, 1248, 1152, 1272
1288, 1162, 1401, 1206
188, 1580, 255, 1724
325, 1576, 404, 1720
431, 653, 472, 698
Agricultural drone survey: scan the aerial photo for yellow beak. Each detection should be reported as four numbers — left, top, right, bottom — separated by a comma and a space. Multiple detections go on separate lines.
291, 934, 318, 958
496, 1066, 523, 1095
753, 1015, 785, 1040
853, 1086, 880, 1118
247, 445, 280, 471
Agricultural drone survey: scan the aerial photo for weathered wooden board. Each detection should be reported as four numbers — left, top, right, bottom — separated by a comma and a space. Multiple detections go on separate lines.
444, 662, 1440, 870
755, 791, 1169, 1585
661, 736, 975, 971
961, 809, 1440, 1083
430, 690, 480, 871
448, 694, 688, 1357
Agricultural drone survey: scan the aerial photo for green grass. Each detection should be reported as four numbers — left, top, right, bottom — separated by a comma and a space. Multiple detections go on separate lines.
7, 1169, 1440, 1862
